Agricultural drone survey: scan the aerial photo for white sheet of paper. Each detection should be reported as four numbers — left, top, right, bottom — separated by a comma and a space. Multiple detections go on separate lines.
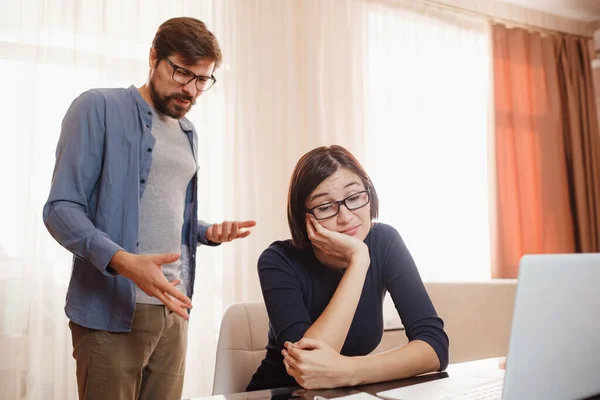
323, 392, 381, 400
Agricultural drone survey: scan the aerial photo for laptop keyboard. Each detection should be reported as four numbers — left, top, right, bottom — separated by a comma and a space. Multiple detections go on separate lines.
440, 381, 503, 400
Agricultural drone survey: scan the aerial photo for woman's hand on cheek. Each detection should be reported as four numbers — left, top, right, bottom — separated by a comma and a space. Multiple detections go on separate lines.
305, 216, 368, 265
281, 338, 355, 389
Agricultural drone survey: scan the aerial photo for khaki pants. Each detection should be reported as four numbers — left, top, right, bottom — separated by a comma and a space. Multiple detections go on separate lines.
69, 304, 188, 400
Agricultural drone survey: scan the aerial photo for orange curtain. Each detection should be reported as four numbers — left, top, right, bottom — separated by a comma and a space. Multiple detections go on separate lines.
557, 36, 600, 253
491, 24, 600, 278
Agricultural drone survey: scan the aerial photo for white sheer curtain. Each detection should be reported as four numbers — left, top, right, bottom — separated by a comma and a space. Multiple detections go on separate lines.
0, 2, 227, 398
191, 0, 367, 395
364, 0, 493, 282
0, 0, 366, 398
0, 1, 233, 398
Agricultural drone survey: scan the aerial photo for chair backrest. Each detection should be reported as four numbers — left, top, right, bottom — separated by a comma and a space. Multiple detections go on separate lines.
212, 302, 270, 395
425, 280, 517, 363
212, 281, 517, 394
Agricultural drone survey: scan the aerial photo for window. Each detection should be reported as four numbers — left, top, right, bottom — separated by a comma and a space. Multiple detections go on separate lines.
365, 4, 492, 284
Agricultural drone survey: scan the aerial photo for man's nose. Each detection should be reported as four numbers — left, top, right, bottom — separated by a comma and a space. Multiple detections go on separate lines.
182, 79, 197, 97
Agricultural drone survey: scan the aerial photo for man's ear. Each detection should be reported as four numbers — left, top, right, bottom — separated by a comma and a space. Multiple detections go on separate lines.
149, 47, 159, 69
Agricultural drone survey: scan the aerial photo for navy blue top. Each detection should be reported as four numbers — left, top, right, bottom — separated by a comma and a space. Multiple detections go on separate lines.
247, 223, 449, 390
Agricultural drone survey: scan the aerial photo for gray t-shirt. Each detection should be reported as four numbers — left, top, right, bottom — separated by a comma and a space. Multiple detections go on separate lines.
135, 109, 197, 305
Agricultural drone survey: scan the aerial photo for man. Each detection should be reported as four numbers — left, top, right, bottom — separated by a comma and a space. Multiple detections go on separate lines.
43, 17, 255, 400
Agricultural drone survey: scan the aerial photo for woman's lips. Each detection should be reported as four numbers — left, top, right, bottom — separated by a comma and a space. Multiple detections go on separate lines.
341, 225, 360, 236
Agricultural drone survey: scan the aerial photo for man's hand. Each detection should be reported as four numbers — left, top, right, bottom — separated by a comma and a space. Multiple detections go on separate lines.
282, 338, 355, 389
206, 220, 256, 243
109, 251, 192, 320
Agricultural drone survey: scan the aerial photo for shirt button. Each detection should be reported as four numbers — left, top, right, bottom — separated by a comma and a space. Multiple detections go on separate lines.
147, 148, 153, 153
146, 124, 150, 128
136, 242, 139, 247
147, 111, 152, 115
140, 179, 146, 184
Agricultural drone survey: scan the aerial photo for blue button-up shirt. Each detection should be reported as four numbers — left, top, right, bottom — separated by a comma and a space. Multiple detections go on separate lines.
43, 86, 215, 332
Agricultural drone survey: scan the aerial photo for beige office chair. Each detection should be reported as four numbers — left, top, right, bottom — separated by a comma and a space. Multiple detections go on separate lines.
425, 281, 517, 363
212, 281, 517, 394
212, 302, 270, 395
212, 301, 411, 395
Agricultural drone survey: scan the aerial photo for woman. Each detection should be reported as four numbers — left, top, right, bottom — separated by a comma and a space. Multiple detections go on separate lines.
247, 145, 449, 390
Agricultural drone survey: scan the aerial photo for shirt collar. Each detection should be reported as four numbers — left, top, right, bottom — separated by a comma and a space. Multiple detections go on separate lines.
127, 85, 194, 134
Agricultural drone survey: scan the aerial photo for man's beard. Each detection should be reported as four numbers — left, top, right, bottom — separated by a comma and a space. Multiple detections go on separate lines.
148, 78, 195, 119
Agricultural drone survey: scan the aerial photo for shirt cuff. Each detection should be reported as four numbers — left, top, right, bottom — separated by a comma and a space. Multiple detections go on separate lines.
89, 233, 125, 276
415, 335, 449, 371
197, 220, 222, 246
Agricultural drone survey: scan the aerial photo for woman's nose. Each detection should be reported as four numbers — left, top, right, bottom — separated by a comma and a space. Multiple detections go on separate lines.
336, 204, 353, 224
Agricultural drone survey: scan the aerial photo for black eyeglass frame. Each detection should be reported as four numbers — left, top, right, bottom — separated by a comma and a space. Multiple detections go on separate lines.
305, 189, 371, 221
163, 57, 217, 91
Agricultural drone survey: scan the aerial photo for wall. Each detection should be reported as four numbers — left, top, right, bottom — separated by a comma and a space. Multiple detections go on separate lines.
428, 0, 593, 37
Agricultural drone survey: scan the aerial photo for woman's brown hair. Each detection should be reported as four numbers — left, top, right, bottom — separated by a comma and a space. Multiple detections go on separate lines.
287, 145, 379, 249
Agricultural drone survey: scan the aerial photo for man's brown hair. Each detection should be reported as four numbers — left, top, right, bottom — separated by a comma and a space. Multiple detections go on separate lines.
152, 17, 222, 68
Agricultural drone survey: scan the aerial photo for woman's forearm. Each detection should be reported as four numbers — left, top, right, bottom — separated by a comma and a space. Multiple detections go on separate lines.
303, 258, 369, 352
346, 340, 441, 386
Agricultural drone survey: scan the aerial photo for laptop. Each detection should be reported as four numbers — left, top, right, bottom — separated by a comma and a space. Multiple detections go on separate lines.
377, 253, 600, 400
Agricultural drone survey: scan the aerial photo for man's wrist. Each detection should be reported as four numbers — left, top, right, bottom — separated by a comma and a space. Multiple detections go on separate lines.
109, 250, 132, 274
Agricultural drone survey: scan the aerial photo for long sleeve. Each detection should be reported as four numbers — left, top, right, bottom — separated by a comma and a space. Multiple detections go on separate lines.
381, 224, 450, 370
257, 246, 312, 348
43, 90, 123, 276
197, 220, 221, 246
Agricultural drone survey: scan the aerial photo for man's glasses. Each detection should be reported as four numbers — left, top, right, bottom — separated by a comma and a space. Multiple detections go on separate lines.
164, 57, 216, 91
306, 190, 370, 220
